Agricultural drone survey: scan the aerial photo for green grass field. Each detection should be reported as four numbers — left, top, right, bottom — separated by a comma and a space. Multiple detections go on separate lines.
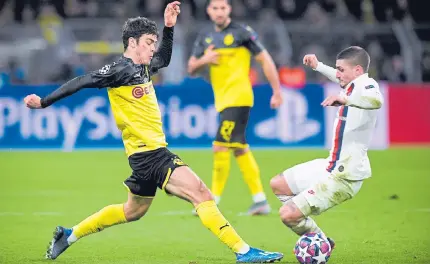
1, 148, 430, 264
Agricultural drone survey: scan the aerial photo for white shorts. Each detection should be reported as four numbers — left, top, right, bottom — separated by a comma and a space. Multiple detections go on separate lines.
282, 158, 363, 216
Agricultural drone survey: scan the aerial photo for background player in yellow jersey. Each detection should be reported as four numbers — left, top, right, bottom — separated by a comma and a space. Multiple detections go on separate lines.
187, 0, 283, 215
23, 2, 283, 263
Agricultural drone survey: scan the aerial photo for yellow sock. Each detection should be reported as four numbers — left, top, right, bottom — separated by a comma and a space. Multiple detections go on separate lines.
211, 151, 231, 201
236, 151, 265, 200
196, 200, 249, 253
72, 204, 127, 240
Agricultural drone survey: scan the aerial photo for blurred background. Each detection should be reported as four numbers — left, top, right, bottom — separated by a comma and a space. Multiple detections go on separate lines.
0, 0, 429, 149
0, 0, 429, 85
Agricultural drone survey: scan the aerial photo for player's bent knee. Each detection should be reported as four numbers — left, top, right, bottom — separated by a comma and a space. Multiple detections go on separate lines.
270, 176, 281, 193
270, 175, 293, 196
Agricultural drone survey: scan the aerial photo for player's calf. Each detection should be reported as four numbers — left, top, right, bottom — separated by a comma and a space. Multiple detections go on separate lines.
279, 200, 321, 236
279, 200, 304, 227
123, 194, 153, 221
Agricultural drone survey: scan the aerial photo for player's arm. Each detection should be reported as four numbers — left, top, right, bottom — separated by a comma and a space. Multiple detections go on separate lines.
255, 50, 282, 108
24, 63, 130, 109
321, 83, 383, 109
149, 26, 174, 73
149, 1, 180, 73
345, 83, 383, 109
303, 54, 339, 83
243, 25, 282, 108
187, 37, 218, 76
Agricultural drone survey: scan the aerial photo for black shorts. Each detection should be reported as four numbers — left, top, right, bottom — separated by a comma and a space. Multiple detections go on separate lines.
214, 106, 250, 148
124, 148, 187, 197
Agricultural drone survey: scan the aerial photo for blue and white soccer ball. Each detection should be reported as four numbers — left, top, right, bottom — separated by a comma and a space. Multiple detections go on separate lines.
294, 233, 332, 264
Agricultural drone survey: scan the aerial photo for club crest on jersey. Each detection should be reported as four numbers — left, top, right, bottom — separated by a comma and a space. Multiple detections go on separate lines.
205, 37, 212, 44
173, 158, 185, 166
223, 33, 234, 46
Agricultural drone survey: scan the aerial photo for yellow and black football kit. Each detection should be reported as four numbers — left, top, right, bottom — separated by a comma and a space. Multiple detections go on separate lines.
191, 22, 264, 148
40, 27, 186, 197
191, 22, 267, 203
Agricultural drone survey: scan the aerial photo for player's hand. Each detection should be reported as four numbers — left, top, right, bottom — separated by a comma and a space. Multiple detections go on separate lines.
270, 92, 283, 109
24, 94, 42, 109
203, 45, 219, 65
321, 95, 347, 107
164, 1, 181, 27
303, 54, 319, 70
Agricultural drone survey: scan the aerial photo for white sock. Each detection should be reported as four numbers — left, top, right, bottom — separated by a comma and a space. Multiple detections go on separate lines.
237, 243, 251, 254
252, 192, 267, 203
290, 217, 322, 236
276, 194, 293, 205
66, 231, 78, 245
213, 195, 221, 205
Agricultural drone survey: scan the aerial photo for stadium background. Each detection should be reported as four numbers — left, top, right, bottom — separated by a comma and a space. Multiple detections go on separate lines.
1, 0, 429, 264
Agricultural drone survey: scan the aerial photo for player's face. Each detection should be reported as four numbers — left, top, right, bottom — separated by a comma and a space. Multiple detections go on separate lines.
207, 0, 231, 27
135, 34, 158, 65
335, 59, 363, 88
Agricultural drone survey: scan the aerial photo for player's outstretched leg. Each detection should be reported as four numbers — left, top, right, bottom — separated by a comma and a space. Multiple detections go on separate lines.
234, 148, 270, 215
46, 194, 153, 260
166, 166, 283, 263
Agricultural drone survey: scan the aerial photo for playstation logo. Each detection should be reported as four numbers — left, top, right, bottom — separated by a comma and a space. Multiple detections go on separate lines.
254, 87, 321, 143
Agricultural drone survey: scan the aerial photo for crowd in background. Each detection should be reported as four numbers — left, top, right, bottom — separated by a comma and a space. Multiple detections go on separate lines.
0, 0, 429, 85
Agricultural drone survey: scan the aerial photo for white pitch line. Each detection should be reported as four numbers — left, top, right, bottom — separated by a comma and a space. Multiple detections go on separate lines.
33, 212, 63, 216
0, 212, 24, 216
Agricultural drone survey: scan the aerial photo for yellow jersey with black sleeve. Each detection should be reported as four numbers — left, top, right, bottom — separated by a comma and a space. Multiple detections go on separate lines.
191, 22, 265, 112
106, 60, 166, 156
40, 26, 174, 157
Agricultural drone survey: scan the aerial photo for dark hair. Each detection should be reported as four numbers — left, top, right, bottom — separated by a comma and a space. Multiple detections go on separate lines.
207, 0, 232, 7
122, 17, 158, 50
336, 46, 370, 72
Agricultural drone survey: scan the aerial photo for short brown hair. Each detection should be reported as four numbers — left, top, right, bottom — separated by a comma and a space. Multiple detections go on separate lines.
336, 46, 370, 72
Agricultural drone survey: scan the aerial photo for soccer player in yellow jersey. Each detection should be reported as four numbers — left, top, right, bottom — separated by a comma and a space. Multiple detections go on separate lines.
188, 0, 283, 215
23, 2, 283, 263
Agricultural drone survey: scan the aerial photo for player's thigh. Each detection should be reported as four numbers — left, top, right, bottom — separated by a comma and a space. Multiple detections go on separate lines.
125, 148, 183, 197
282, 158, 330, 195
164, 166, 213, 206
293, 176, 363, 216
136, 148, 213, 206
214, 107, 250, 148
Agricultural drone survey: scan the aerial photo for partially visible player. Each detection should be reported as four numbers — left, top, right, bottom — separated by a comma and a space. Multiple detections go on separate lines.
187, 0, 282, 215
23, 2, 283, 263
269, 46, 383, 248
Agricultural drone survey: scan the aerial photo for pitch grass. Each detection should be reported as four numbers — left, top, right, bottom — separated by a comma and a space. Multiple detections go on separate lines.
0, 148, 429, 264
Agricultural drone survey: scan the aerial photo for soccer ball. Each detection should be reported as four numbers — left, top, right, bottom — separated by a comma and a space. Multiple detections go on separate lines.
294, 232, 332, 264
